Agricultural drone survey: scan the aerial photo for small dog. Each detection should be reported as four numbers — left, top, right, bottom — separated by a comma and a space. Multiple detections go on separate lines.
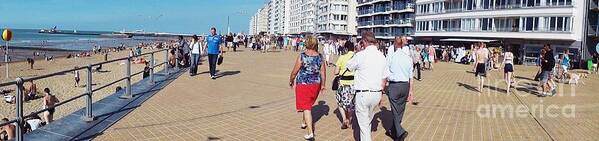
567, 73, 588, 85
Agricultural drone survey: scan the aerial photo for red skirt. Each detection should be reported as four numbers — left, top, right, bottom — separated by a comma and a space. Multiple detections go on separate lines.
295, 83, 321, 111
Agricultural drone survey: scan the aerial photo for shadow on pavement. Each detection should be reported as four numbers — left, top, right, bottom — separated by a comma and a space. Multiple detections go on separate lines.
312, 101, 329, 124
215, 70, 241, 79
456, 82, 479, 93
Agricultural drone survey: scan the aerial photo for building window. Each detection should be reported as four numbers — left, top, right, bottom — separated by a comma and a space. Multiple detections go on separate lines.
544, 16, 571, 32
480, 18, 493, 31
461, 18, 476, 31
522, 17, 539, 31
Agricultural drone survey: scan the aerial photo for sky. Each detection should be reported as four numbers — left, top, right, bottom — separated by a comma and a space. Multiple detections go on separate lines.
0, 0, 267, 34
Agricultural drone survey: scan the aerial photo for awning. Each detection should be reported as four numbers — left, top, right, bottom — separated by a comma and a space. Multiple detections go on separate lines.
439, 38, 497, 43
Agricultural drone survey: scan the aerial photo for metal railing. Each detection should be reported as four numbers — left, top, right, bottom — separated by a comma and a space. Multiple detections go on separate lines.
0, 48, 173, 141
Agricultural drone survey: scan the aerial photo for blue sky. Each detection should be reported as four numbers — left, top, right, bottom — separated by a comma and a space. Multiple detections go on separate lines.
0, 0, 266, 34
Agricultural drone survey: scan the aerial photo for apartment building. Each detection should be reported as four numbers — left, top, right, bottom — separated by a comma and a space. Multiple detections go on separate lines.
317, 0, 359, 37
356, 0, 416, 41
413, 0, 586, 65
249, 7, 270, 35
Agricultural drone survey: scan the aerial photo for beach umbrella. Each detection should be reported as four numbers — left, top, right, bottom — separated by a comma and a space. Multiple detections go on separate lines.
2, 29, 12, 41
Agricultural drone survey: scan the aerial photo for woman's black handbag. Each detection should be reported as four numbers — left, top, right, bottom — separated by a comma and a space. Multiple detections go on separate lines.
331, 69, 350, 90
217, 55, 224, 65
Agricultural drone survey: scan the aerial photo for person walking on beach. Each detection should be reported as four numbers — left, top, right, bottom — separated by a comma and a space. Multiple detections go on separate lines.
334, 41, 355, 130
42, 88, 59, 123
189, 35, 203, 76
74, 67, 80, 87
384, 36, 413, 140
207, 27, 223, 79
501, 47, 515, 94
346, 31, 388, 141
289, 35, 326, 140
474, 43, 490, 93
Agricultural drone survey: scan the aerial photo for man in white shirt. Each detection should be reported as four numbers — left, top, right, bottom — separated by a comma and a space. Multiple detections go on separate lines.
385, 36, 414, 140
323, 40, 332, 66
346, 31, 389, 141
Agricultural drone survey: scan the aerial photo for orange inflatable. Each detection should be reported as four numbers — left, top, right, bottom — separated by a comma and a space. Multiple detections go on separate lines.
2, 29, 12, 41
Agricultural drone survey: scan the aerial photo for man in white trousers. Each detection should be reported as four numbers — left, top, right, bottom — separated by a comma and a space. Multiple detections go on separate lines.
346, 31, 389, 141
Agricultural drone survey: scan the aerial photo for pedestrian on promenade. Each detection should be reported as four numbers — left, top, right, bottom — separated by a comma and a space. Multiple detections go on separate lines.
42, 88, 59, 123
559, 49, 570, 81
474, 43, 490, 93
421, 46, 429, 70
334, 41, 355, 130
412, 47, 422, 81
427, 43, 436, 70
346, 31, 388, 141
289, 35, 326, 140
189, 35, 203, 76
207, 27, 223, 79
540, 44, 556, 96
501, 47, 515, 94
323, 40, 333, 67
226, 33, 233, 52
384, 36, 413, 140
178, 36, 190, 67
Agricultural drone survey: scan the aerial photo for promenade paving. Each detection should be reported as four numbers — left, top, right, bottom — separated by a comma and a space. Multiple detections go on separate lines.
95, 49, 599, 141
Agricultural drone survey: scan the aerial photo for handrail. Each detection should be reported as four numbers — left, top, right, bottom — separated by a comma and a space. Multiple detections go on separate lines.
0, 48, 173, 141
0, 119, 17, 128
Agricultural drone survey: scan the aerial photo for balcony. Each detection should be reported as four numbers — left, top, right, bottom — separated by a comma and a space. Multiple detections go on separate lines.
358, 9, 373, 15
374, 7, 391, 13
417, 2, 573, 15
592, 0, 599, 10
358, 21, 373, 26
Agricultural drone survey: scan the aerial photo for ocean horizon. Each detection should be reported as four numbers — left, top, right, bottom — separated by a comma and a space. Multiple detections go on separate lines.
1, 28, 173, 51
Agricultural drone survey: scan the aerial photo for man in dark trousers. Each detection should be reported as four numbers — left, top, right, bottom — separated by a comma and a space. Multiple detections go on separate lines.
177, 36, 190, 67
384, 36, 414, 141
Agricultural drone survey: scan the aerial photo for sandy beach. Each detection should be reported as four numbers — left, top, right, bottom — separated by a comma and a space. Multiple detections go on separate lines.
0, 45, 169, 121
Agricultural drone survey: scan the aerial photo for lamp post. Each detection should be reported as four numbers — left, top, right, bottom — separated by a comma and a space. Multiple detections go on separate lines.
2, 29, 13, 80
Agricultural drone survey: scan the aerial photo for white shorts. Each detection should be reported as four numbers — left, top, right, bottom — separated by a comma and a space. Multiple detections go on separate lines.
227, 42, 233, 47
561, 65, 568, 73
429, 56, 435, 62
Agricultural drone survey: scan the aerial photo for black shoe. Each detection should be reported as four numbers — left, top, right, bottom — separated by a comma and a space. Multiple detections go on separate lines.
398, 131, 409, 141
385, 131, 397, 139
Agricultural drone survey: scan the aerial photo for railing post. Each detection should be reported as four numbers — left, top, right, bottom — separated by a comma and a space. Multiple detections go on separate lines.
175, 48, 180, 69
165, 49, 170, 75
120, 56, 132, 99
83, 65, 94, 121
150, 53, 155, 84
15, 77, 24, 141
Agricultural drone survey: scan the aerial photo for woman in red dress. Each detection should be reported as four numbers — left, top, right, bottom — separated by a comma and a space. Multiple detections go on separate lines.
289, 35, 326, 140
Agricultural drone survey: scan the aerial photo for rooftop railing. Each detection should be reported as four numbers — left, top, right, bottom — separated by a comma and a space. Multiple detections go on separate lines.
0, 48, 172, 141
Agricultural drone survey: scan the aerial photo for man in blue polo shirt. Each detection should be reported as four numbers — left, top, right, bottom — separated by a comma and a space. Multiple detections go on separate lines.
207, 27, 223, 79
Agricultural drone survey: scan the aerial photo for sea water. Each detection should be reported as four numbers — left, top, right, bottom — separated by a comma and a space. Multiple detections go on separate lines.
1, 29, 170, 51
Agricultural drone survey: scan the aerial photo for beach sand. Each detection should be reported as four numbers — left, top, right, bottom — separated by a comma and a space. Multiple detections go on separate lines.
0, 46, 169, 122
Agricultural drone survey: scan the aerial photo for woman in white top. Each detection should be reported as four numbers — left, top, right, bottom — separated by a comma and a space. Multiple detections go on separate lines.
189, 35, 203, 76
501, 47, 515, 94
